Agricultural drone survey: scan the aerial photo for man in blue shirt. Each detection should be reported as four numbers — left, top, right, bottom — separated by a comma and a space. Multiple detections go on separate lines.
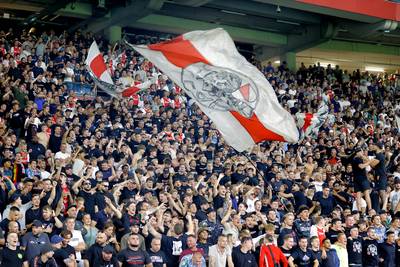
321, 238, 340, 267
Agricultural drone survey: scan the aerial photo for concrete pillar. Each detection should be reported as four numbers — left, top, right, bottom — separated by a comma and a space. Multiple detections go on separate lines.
280, 51, 296, 71
106, 25, 122, 44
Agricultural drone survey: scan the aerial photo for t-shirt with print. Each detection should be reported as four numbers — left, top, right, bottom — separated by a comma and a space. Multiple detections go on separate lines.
290, 248, 316, 267
347, 237, 363, 265
363, 239, 379, 267
161, 234, 188, 267
117, 248, 151, 267
147, 249, 167, 267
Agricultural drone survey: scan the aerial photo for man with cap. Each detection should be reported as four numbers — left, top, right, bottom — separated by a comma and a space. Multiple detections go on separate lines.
294, 206, 311, 239
21, 219, 50, 262
2, 193, 29, 230
200, 207, 223, 245
194, 197, 209, 222
51, 235, 76, 267
99, 245, 119, 267
27, 244, 57, 267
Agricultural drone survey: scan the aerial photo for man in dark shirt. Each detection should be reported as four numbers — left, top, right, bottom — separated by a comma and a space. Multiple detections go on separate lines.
310, 236, 322, 265
347, 226, 363, 267
351, 148, 374, 212
280, 234, 294, 259
363, 227, 380, 267
232, 236, 257, 267
51, 235, 73, 267
326, 219, 344, 243
278, 213, 297, 247
378, 231, 395, 267
21, 220, 50, 262
99, 245, 119, 267
148, 216, 193, 267
288, 236, 318, 267
1, 233, 24, 267
117, 233, 152, 267
371, 143, 388, 212
313, 185, 336, 216
84, 231, 108, 267
147, 238, 167, 267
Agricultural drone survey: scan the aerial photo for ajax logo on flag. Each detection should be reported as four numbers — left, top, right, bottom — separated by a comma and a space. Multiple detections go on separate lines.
181, 62, 259, 118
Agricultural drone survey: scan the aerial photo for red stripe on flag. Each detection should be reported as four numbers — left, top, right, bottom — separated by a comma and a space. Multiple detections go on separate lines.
121, 86, 141, 98
230, 111, 285, 142
90, 54, 107, 79
148, 36, 210, 68
302, 113, 313, 131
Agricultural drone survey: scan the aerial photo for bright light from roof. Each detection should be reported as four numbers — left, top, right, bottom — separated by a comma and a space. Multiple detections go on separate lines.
365, 66, 385, 72
274, 60, 280, 64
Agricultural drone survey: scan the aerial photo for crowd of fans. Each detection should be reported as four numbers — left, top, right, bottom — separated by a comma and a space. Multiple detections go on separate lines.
0, 26, 400, 267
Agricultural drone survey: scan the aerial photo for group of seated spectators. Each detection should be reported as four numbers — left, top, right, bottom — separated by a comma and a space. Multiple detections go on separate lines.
0, 26, 400, 267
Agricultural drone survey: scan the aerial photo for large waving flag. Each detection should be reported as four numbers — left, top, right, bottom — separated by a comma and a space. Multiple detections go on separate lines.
128, 28, 299, 152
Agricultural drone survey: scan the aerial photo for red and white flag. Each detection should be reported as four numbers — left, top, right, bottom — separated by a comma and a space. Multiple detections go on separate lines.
86, 41, 146, 99
121, 80, 152, 98
128, 28, 299, 151
85, 41, 113, 85
296, 98, 329, 139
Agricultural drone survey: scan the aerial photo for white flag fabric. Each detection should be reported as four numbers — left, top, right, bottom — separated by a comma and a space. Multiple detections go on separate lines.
128, 28, 299, 151
296, 96, 330, 139
85, 41, 114, 85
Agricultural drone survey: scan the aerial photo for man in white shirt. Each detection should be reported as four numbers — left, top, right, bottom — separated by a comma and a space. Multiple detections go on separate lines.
208, 234, 233, 267
54, 143, 71, 162
390, 179, 400, 213
65, 217, 86, 267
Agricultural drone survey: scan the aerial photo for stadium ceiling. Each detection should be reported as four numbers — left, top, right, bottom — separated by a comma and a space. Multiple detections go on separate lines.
1, 0, 400, 57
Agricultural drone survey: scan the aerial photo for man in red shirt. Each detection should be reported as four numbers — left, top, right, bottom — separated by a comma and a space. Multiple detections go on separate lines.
259, 234, 288, 267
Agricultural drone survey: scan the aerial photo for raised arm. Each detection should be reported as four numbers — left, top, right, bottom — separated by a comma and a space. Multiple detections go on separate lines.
147, 217, 162, 239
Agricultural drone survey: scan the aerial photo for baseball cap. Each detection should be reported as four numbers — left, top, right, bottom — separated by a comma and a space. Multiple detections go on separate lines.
375, 142, 384, 149
9, 193, 21, 203
40, 244, 53, 254
32, 220, 43, 227
102, 245, 115, 254
50, 235, 64, 244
